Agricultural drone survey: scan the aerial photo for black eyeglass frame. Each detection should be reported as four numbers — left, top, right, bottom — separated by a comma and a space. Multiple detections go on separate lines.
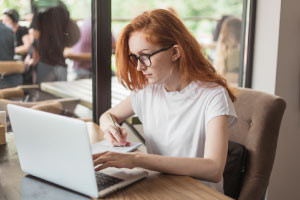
128, 45, 174, 68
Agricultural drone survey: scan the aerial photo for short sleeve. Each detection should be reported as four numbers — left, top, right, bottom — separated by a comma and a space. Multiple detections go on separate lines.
205, 87, 237, 127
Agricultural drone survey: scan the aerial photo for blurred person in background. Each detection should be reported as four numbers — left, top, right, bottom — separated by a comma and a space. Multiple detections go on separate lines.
64, 17, 116, 80
29, 0, 79, 83
0, 20, 14, 61
213, 16, 242, 83
2, 9, 31, 60
0, 20, 23, 88
212, 16, 230, 44
23, 27, 40, 84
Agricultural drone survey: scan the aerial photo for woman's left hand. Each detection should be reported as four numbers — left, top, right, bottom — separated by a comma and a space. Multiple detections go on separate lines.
93, 151, 139, 171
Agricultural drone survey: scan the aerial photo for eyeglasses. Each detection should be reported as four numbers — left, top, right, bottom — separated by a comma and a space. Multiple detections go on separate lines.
128, 45, 173, 68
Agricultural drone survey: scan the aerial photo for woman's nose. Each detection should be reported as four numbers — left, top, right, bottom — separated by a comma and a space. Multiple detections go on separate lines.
136, 60, 146, 71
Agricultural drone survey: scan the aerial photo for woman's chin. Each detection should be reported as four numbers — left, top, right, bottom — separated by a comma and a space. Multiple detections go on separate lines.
147, 78, 158, 84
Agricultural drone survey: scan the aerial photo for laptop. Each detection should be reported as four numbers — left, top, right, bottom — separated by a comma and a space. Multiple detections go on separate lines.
7, 104, 148, 198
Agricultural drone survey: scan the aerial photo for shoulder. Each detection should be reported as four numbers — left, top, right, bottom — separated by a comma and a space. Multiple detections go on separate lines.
191, 82, 232, 107
0, 24, 13, 35
193, 81, 228, 97
199, 83, 237, 124
18, 26, 29, 35
205, 85, 228, 97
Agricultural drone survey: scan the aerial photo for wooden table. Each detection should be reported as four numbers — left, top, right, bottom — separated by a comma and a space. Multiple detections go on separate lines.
0, 123, 232, 200
40, 77, 130, 109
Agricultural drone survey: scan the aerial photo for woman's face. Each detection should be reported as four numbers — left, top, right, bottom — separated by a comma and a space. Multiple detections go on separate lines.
2, 14, 15, 29
128, 31, 176, 85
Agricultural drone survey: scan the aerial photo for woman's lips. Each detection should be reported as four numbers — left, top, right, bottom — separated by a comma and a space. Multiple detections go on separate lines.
144, 74, 152, 78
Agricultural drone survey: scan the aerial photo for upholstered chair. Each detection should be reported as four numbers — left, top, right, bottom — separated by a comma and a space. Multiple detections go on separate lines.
229, 88, 286, 200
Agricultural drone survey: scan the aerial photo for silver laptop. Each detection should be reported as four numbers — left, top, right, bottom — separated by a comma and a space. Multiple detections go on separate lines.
7, 104, 148, 198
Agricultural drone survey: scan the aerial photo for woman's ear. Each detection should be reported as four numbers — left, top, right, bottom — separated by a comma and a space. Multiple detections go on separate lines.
171, 45, 181, 61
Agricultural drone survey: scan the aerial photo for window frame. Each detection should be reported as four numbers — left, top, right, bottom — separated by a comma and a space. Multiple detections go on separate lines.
240, 0, 257, 88
92, 0, 112, 123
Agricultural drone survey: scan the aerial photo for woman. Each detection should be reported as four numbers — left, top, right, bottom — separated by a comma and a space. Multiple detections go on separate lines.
2, 9, 31, 59
94, 9, 237, 193
213, 17, 242, 76
30, 1, 79, 83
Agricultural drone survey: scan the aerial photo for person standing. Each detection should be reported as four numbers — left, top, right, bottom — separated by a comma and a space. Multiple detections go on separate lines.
2, 9, 31, 60
213, 17, 242, 84
0, 21, 14, 61
0, 20, 23, 88
64, 17, 116, 80
30, 1, 80, 83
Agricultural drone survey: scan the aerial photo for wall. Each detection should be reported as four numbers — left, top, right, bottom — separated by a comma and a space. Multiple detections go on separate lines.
251, 0, 281, 93
252, 0, 300, 199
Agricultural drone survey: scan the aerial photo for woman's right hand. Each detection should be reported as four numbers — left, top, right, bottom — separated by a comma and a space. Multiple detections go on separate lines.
102, 124, 129, 147
99, 97, 135, 147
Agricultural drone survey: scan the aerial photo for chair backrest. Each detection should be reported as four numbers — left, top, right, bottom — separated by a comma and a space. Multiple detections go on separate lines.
0, 85, 80, 120
229, 88, 286, 200
0, 61, 25, 75
0, 87, 24, 99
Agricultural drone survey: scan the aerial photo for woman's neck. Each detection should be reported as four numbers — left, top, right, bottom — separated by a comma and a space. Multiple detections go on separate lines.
164, 79, 190, 92
163, 68, 190, 92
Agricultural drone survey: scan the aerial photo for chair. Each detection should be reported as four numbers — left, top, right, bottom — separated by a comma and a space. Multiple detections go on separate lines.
228, 87, 286, 200
0, 61, 25, 89
117, 87, 286, 200
0, 61, 25, 75
0, 85, 79, 112
0, 98, 79, 117
0, 85, 81, 131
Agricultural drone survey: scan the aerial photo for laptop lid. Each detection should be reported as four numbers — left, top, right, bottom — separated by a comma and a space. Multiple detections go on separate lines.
7, 104, 99, 198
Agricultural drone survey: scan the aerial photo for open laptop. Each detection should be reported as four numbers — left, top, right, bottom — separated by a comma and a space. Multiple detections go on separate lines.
7, 104, 148, 198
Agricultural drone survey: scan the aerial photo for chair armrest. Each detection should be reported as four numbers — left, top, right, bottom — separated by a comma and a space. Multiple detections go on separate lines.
0, 99, 37, 112
0, 61, 25, 74
17, 85, 39, 93
31, 101, 63, 115
0, 88, 24, 99
55, 98, 80, 114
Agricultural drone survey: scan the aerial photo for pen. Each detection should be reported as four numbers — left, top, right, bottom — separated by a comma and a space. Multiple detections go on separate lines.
108, 113, 121, 136
108, 113, 130, 146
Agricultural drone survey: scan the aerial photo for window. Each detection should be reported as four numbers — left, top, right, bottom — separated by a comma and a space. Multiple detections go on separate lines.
93, 0, 257, 122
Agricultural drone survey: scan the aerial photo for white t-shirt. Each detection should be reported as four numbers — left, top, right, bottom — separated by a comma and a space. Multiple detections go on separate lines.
130, 81, 237, 193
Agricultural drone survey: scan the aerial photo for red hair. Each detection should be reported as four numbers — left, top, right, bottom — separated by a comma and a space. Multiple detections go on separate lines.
116, 9, 236, 101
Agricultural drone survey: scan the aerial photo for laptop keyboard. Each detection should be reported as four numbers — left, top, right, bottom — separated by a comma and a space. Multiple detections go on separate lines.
95, 172, 124, 191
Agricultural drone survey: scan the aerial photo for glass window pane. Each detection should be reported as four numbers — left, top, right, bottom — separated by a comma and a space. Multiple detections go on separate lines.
112, 0, 245, 87
0, 0, 93, 120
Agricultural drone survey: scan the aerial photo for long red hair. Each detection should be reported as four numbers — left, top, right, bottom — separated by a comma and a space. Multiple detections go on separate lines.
116, 9, 236, 101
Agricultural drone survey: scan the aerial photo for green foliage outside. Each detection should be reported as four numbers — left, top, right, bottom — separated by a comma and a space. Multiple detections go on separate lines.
1, 0, 243, 41
0, 0, 31, 17
111, 0, 242, 38
1, 0, 243, 72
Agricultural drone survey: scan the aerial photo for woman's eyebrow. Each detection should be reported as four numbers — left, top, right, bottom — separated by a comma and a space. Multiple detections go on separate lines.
130, 48, 150, 55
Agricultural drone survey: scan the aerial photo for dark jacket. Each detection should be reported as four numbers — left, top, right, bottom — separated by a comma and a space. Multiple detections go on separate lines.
0, 22, 15, 61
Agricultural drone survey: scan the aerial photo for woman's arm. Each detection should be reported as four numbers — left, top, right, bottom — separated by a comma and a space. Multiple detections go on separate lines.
15, 34, 31, 55
99, 96, 135, 146
94, 115, 229, 183
63, 48, 92, 61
